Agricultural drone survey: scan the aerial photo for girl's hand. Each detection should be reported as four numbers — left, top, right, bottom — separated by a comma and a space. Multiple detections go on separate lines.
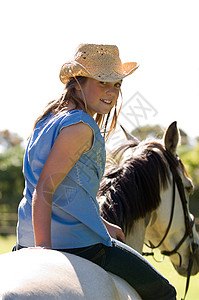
102, 218, 125, 243
28, 246, 51, 250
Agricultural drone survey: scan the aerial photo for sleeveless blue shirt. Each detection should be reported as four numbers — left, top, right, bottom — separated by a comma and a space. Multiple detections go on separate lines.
17, 110, 112, 249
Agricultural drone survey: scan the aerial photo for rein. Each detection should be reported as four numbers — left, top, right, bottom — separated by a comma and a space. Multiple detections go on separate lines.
143, 159, 199, 300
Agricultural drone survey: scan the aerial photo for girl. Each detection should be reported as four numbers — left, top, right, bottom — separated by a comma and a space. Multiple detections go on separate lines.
15, 44, 176, 300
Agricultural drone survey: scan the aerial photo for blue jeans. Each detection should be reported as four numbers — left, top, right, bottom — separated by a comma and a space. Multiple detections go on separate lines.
59, 239, 176, 300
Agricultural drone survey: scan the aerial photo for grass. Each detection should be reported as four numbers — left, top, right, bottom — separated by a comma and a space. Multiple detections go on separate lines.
143, 246, 199, 300
1, 235, 199, 299
0, 235, 16, 254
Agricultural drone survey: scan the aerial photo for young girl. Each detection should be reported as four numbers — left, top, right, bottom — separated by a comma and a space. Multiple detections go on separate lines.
16, 44, 176, 300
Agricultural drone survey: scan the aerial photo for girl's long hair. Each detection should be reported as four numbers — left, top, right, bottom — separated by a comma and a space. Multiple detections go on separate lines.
32, 76, 122, 140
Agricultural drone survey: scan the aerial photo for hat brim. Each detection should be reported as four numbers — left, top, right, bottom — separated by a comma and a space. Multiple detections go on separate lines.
60, 61, 139, 84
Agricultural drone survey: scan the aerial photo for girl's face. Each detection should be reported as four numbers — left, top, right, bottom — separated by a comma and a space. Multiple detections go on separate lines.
76, 78, 122, 116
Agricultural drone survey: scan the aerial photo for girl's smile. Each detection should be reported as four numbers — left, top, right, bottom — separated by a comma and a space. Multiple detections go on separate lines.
76, 78, 122, 116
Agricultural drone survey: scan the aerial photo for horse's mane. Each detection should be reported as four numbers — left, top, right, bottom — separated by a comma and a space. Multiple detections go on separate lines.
98, 139, 178, 235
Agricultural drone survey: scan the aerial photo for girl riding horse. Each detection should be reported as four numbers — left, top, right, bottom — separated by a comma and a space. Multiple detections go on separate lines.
14, 43, 176, 300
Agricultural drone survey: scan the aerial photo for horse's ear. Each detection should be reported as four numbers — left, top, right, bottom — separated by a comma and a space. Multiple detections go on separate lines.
163, 121, 180, 155
120, 125, 140, 144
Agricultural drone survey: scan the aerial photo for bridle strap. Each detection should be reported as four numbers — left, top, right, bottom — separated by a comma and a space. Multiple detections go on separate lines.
144, 162, 199, 300
175, 174, 193, 236
172, 171, 198, 300
144, 174, 176, 251
172, 170, 198, 258
161, 173, 191, 258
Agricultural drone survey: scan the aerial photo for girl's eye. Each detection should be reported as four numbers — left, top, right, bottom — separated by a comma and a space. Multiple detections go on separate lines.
115, 82, 122, 89
99, 81, 122, 88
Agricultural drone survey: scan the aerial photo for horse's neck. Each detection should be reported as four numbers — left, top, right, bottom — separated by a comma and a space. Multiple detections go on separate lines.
125, 218, 146, 253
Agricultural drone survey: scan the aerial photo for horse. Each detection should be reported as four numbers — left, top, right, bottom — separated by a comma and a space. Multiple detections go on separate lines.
98, 122, 199, 279
0, 121, 198, 300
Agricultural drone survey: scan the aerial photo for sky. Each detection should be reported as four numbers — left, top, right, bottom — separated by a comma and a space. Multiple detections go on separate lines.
0, 0, 199, 148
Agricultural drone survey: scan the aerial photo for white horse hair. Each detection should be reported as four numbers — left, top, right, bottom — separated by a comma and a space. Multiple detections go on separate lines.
0, 247, 141, 300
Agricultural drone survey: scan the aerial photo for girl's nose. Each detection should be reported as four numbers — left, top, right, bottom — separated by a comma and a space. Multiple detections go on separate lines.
106, 84, 117, 97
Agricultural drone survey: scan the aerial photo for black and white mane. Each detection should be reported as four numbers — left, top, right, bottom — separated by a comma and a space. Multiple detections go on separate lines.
98, 139, 179, 235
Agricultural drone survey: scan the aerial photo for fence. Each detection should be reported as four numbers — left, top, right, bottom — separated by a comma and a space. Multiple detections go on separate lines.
0, 213, 199, 236
0, 213, 18, 235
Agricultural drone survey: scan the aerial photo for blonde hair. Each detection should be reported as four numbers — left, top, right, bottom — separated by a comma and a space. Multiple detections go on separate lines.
32, 76, 122, 140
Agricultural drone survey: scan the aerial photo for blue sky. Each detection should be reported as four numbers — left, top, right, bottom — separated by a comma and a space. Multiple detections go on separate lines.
0, 0, 199, 146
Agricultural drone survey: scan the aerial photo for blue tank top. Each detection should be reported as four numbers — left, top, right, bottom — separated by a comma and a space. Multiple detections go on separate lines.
17, 110, 111, 249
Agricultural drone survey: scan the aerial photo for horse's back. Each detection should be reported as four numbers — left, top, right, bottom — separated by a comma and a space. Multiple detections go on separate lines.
0, 249, 141, 300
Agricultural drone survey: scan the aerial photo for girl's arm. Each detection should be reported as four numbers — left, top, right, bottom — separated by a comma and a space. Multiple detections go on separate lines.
102, 217, 125, 243
32, 122, 93, 248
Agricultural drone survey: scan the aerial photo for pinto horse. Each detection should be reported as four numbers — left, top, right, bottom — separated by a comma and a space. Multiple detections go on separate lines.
0, 122, 198, 300
99, 122, 199, 278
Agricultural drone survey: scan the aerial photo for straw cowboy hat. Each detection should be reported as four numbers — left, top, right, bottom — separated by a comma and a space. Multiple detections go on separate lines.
60, 44, 139, 84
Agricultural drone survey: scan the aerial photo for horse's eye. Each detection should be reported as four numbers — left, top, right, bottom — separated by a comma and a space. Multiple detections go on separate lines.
185, 186, 194, 194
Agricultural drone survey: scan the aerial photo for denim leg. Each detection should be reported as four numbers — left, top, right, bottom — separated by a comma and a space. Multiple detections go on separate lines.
57, 242, 176, 300
60, 244, 107, 267
102, 240, 176, 300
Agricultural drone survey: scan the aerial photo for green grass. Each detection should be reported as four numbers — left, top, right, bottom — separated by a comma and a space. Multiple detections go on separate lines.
0, 235, 16, 254
143, 246, 199, 300
1, 236, 199, 299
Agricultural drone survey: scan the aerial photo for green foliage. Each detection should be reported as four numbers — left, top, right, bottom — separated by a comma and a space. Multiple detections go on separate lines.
178, 142, 199, 218
131, 124, 164, 140
179, 141, 199, 188
0, 130, 23, 150
0, 145, 24, 212
131, 124, 189, 145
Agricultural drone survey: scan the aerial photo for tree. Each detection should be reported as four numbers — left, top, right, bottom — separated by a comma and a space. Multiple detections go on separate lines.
131, 124, 189, 145
180, 141, 199, 188
0, 131, 24, 213
0, 130, 23, 153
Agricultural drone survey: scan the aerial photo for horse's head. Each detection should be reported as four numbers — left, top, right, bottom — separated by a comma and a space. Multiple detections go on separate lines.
142, 122, 199, 277
100, 121, 199, 278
